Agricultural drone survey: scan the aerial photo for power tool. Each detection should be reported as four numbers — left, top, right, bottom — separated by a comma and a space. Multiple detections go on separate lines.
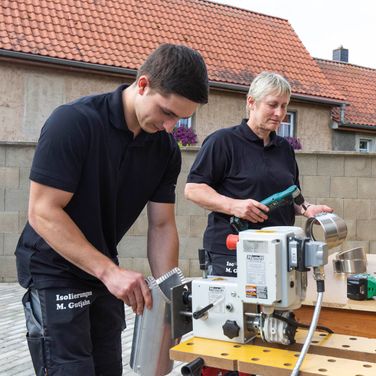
347, 274, 376, 300
230, 184, 305, 232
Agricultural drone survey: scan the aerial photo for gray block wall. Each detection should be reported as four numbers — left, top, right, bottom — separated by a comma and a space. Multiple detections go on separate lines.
1, 143, 376, 281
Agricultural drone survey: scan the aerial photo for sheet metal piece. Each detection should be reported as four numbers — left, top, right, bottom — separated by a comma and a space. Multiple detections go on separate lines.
130, 267, 186, 376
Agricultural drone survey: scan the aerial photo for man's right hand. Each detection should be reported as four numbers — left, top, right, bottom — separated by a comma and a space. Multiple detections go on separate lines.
101, 266, 152, 315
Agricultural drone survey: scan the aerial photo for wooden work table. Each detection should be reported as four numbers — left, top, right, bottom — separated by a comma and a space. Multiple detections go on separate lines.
295, 253, 376, 338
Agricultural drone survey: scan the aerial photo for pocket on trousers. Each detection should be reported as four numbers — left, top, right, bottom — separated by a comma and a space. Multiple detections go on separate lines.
26, 334, 47, 376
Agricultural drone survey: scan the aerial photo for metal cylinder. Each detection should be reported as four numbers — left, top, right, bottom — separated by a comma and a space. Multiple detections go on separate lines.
130, 268, 186, 376
333, 247, 367, 274
305, 213, 347, 249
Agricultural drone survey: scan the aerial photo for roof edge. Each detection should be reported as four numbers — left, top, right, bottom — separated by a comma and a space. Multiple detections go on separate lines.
336, 122, 376, 132
291, 93, 346, 106
315, 57, 376, 72
0, 49, 138, 77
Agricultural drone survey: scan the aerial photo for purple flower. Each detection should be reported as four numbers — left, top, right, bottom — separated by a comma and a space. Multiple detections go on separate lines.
172, 126, 198, 146
285, 136, 302, 150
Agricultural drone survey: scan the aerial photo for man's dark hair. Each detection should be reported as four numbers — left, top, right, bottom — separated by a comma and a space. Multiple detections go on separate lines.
137, 44, 209, 104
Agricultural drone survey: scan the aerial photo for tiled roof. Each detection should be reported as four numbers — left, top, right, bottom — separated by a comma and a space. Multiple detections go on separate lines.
0, 0, 344, 102
317, 59, 376, 127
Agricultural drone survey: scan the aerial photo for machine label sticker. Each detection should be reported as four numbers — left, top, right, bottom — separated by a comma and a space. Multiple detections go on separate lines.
245, 284, 257, 298
208, 286, 225, 313
244, 240, 267, 253
256, 286, 268, 299
246, 254, 266, 285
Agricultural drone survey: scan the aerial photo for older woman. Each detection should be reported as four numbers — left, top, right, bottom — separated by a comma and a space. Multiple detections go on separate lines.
185, 71, 332, 276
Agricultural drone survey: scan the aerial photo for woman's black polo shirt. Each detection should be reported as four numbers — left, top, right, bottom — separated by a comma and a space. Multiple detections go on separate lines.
187, 119, 299, 256
16, 84, 181, 289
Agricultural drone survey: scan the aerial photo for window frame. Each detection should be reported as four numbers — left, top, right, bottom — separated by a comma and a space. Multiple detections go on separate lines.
277, 111, 295, 138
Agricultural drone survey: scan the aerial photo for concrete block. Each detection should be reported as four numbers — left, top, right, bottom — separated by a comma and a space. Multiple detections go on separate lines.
176, 194, 205, 216
296, 154, 317, 176
0, 188, 4, 211
0, 167, 19, 188
181, 151, 198, 173
358, 178, 376, 199
372, 158, 376, 177
0, 147, 5, 166
6, 146, 35, 168
345, 156, 372, 177
127, 215, 148, 236
5, 189, 29, 211
330, 177, 358, 199
370, 201, 376, 220
301, 176, 330, 197
340, 240, 369, 254
189, 215, 207, 237
19, 167, 31, 190
0, 212, 19, 233
4, 233, 20, 256
117, 236, 147, 258
0, 233, 3, 256
369, 241, 376, 254
176, 215, 190, 236
357, 220, 376, 241
178, 259, 190, 277
343, 199, 371, 220
317, 155, 344, 176
131, 258, 152, 276
189, 258, 202, 277
19, 211, 28, 229
0, 256, 18, 282
179, 237, 203, 259
118, 257, 134, 270
343, 219, 356, 241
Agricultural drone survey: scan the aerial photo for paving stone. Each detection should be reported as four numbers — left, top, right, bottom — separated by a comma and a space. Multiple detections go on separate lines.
0, 283, 184, 375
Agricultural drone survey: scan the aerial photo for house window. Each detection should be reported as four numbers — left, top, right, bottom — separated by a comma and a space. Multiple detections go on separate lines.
176, 116, 193, 128
277, 112, 295, 137
358, 138, 372, 152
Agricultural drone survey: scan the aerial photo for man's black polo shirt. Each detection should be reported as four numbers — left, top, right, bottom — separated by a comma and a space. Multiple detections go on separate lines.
187, 119, 299, 256
16, 84, 181, 289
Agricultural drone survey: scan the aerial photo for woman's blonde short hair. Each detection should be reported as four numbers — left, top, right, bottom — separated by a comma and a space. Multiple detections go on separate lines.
248, 71, 291, 101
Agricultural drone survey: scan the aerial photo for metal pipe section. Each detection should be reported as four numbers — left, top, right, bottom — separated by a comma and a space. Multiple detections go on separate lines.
305, 212, 347, 249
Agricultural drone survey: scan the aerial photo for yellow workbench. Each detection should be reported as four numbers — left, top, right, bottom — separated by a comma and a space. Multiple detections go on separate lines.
170, 330, 376, 375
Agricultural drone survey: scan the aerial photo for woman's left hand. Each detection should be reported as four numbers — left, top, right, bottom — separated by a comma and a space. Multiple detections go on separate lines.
304, 204, 333, 218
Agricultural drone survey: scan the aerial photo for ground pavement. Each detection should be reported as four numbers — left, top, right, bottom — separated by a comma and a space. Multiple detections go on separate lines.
0, 283, 184, 376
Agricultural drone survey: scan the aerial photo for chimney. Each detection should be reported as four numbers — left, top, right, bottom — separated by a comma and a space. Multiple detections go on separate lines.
333, 46, 349, 62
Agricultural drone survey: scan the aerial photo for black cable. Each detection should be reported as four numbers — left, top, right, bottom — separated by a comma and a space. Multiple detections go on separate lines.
272, 312, 334, 334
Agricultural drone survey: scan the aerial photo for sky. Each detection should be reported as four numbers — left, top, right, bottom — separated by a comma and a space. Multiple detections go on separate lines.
212, 0, 376, 68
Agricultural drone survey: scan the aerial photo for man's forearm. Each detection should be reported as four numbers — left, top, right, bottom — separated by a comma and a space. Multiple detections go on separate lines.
147, 222, 179, 278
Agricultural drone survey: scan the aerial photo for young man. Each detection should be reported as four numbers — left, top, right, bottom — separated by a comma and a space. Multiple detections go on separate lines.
16, 43, 208, 375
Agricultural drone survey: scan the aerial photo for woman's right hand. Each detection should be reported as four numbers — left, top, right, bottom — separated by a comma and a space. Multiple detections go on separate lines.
232, 199, 269, 223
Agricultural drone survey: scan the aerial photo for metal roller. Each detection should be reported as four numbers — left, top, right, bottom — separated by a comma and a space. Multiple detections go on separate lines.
304, 212, 347, 249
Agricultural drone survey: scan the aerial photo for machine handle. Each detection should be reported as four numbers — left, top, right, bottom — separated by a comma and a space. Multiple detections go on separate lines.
192, 303, 214, 319
192, 297, 224, 319
226, 234, 239, 250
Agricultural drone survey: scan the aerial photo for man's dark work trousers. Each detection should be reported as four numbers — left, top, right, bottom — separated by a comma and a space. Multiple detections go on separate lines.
22, 286, 125, 376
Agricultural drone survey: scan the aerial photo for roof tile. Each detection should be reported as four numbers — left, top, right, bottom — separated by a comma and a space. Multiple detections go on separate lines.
0, 0, 343, 101
317, 59, 376, 127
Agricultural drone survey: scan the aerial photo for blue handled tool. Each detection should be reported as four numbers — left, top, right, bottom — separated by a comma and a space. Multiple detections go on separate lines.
230, 185, 304, 232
